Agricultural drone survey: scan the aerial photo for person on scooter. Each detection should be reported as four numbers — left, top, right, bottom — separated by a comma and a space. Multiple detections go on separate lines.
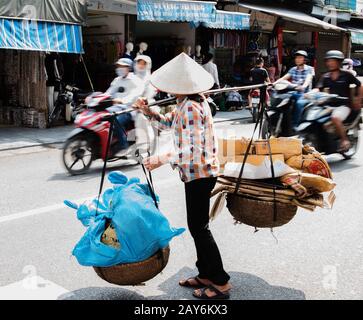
134, 55, 157, 101
133, 53, 231, 300
342, 58, 358, 77
106, 58, 144, 150
248, 57, 271, 107
315, 50, 362, 152
274, 50, 315, 129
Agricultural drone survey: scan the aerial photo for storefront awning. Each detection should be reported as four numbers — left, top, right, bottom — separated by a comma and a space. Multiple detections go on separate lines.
348, 28, 363, 45
238, 3, 346, 32
137, 0, 217, 23
0, 0, 87, 25
0, 18, 84, 53
202, 10, 249, 30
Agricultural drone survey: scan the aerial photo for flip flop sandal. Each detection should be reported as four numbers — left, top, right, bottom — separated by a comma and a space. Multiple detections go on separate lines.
338, 141, 351, 153
193, 285, 230, 300
179, 277, 207, 289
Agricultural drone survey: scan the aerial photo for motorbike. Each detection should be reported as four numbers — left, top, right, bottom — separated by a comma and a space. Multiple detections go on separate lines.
296, 91, 361, 159
48, 82, 90, 127
249, 89, 260, 123
261, 81, 299, 138
62, 93, 157, 175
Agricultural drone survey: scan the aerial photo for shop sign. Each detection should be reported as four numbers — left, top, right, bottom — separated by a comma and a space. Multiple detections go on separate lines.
249, 11, 277, 32
87, 0, 137, 15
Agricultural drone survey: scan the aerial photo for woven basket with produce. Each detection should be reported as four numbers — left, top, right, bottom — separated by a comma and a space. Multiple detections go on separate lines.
211, 136, 336, 228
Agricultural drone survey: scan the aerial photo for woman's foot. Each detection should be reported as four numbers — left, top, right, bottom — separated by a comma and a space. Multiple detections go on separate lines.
179, 277, 212, 288
193, 283, 232, 299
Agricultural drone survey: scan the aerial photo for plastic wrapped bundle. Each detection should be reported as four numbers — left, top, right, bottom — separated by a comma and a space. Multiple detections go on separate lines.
64, 171, 185, 267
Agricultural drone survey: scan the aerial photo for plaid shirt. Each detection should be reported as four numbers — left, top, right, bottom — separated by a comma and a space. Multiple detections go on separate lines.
150, 97, 219, 182
288, 65, 315, 91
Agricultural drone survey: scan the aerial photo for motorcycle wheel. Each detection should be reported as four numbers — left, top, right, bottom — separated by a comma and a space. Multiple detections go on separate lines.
47, 104, 62, 128
209, 102, 217, 117
252, 105, 258, 123
261, 119, 271, 139
63, 135, 95, 175
341, 125, 359, 160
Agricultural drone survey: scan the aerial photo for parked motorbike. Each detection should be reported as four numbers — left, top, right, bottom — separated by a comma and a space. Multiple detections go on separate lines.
296, 92, 361, 159
62, 93, 157, 175
261, 81, 298, 138
48, 82, 90, 127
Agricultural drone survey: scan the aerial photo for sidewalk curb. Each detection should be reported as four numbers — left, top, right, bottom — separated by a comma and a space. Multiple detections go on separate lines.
0, 141, 64, 152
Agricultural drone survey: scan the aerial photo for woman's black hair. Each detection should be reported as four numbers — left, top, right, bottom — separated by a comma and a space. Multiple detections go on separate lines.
187, 94, 205, 103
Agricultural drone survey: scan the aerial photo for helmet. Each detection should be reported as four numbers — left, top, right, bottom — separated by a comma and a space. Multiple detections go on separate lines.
324, 50, 345, 61
134, 55, 152, 70
115, 58, 133, 68
342, 58, 354, 67
294, 50, 308, 58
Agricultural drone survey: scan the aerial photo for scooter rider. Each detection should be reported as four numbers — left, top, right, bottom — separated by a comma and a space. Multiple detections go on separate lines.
315, 50, 362, 151
134, 55, 157, 101
274, 50, 315, 129
105, 58, 144, 150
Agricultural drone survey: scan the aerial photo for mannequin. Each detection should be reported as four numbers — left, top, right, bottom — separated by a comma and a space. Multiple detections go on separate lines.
137, 42, 148, 56
45, 52, 63, 114
185, 45, 192, 57
123, 42, 134, 60
193, 45, 204, 65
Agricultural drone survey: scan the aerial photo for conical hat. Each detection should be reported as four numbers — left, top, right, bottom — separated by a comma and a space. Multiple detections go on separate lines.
150, 52, 214, 95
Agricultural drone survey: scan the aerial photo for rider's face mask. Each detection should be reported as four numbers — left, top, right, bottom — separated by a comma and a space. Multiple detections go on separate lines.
135, 61, 148, 76
116, 67, 128, 77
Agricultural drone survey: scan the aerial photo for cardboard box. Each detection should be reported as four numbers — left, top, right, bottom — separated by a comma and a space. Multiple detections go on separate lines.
218, 137, 253, 164
254, 138, 302, 160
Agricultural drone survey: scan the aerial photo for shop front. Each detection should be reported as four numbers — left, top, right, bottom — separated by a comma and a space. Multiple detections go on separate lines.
237, 2, 348, 78
0, 0, 86, 128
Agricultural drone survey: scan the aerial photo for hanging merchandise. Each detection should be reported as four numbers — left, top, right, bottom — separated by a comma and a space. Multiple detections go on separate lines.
64, 171, 185, 268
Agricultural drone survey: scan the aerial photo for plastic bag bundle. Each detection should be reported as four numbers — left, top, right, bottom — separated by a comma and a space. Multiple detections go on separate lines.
64, 171, 185, 267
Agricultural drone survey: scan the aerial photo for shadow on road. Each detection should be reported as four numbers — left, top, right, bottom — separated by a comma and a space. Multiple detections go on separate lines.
58, 267, 306, 300
327, 158, 361, 173
47, 161, 140, 182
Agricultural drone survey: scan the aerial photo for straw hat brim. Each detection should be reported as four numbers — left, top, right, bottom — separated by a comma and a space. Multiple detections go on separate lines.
150, 52, 214, 95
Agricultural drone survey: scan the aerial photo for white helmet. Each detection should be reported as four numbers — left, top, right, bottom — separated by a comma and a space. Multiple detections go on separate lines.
134, 55, 152, 70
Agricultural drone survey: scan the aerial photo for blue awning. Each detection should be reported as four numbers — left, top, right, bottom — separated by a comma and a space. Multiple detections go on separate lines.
349, 28, 363, 45
0, 18, 84, 53
202, 10, 250, 30
137, 0, 217, 23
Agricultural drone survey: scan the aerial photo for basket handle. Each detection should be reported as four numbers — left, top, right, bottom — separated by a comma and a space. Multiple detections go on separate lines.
233, 86, 278, 222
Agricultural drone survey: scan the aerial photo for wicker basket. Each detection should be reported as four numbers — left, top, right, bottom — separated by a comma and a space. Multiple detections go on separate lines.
93, 247, 170, 286
227, 194, 297, 228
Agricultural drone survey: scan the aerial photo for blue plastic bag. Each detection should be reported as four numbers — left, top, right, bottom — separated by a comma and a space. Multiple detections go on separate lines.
65, 171, 185, 267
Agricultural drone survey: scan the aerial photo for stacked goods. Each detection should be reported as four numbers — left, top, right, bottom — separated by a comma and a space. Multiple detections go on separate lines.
214, 137, 336, 228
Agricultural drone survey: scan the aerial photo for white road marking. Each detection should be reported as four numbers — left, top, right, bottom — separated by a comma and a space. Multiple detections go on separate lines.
0, 276, 69, 300
0, 197, 92, 224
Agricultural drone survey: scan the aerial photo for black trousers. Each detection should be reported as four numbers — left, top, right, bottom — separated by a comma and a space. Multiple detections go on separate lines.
184, 177, 230, 286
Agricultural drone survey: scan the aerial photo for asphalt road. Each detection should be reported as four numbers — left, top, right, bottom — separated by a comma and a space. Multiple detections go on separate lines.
0, 118, 362, 300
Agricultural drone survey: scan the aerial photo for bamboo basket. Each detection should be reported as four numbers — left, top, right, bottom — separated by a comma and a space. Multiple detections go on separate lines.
226, 193, 297, 228
93, 247, 170, 286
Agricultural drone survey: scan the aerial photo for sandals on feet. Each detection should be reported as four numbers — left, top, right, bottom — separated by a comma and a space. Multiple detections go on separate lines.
179, 277, 207, 289
193, 285, 230, 300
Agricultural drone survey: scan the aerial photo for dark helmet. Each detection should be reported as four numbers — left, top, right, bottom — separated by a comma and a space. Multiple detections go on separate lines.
324, 50, 345, 61
294, 50, 308, 58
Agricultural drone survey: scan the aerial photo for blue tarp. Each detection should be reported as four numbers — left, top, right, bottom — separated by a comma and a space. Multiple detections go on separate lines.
0, 18, 83, 53
137, 0, 217, 23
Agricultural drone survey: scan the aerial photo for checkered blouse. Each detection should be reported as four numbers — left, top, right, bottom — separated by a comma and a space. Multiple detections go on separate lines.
150, 97, 220, 182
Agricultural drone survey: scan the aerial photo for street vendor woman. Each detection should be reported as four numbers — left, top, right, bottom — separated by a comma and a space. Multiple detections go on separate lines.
133, 53, 231, 300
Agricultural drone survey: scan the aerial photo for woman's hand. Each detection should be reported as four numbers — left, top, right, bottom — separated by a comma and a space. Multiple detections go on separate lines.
143, 155, 165, 171
133, 97, 150, 115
